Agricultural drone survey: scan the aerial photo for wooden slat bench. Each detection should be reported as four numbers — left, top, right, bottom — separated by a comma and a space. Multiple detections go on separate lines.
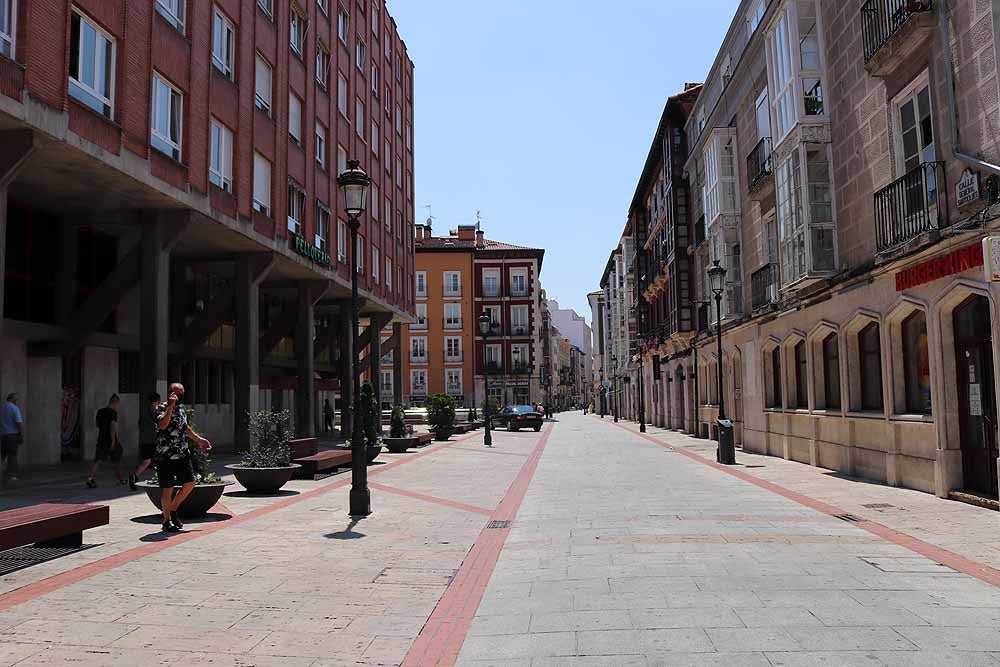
413, 433, 433, 447
288, 438, 319, 460
0, 504, 109, 550
294, 450, 353, 478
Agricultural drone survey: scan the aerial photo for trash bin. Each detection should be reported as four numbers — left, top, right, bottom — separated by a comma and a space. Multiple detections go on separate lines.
717, 419, 735, 465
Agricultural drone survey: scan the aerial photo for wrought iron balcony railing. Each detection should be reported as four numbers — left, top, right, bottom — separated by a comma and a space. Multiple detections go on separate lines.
511, 363, 531, 375
746, 137, 773, 193
444, 353, 464, 363
444, 318, 463, 330
874, 161, 947, 254
861, 0, 933, 63
751, 263, 779, 312
511, 325, 529, 336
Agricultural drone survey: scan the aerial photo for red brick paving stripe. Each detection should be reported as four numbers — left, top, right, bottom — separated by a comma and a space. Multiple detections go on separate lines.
368, 482, 494, 516
402, 426, 554, 667
0, 431, 482, 613
610, 421, 1000, 588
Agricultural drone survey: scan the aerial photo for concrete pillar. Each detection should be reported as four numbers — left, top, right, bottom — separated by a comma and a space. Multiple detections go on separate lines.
392, 322, 404, 407
295, 283, 316, 438
234, 256, 261, 450
0, 131, 35, 339
140, 215, 170, 402
338, 311, 353, 437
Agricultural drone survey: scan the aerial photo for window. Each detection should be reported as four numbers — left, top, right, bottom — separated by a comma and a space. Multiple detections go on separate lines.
212, 9, 235, 79
511, 305, 529, 336
859, 322, 884, 411
337, 73, 348, 116
337, 219, 347, 262
395, 103, 402, 134
257, 0, 273, 15
755, 89, 770, 140
253, 153, 271, 216
415, 271, 426, 297
385, 195, 392, 232
443, 271, 461, 296
371, 121, 379, 156
445, 337, 462, 362
356, 235, 365, 273
151, 74, 182, 160
356, 38, 366, 71
372, 247, 379, 283
406, 123, 412, 150
255, 55, 272, 114
386, 257, 392, 288
413, 303, 427, 328
769, 346, 783, 408
371, 62, 379, 94
893, 73, 936, 176
371, 2, 379, 33
371, 183, 379, 221
410, 369, 427, 395
290, 9, 305, 55
511, 344, 529, 370
482, 269, 500, 297
766, 8, 795, 140
486, 345, 501, 368
69, 11, 115, 118
384, 140, 391, 172
410, 337, 427, 362
446, 369, 462, 395
902, 311, 931, 413
822, 334, 841, 410
445, 303, 461, 329
287, 183, 305, 235
510, 269, 528, 296
380, 370, 392, 396
384, 31, 391, 58
209, 119, 233, 192
0, 0, 14, 58
288, 93, 302, 142
747, 0, 765, 34
384, 83, 391, 114
315, 122, 327, 168
396, 158, 402, 188
794, 341, 808, 408
155, 0, 184, 32
355, 99, 364, 138
316, 44, 330, 88
338, 7, 348, 43
337, 144, 347, 174
318, 0, 328, 14
315, 204, 330, 252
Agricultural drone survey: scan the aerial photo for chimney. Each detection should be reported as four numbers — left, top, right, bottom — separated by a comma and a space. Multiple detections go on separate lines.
414, 224, 425, 242
476, 228, 485, 248
457, 224, 476, 241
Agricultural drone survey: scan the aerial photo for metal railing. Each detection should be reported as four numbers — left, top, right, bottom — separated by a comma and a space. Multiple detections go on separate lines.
511, 325, 529, 336
444, 318, 463, 330
874, 161, 946, 254
861, 0, 933, 63
510, 286, 529, 297
410, 354, 427, 363
751, 264, 778, 311
482, 285, 500, 297
410, 319, 427, 330
444, 353, 464, 363
511, 363, 531, 375
485, 362, 503, 373
746, 137, 773, 192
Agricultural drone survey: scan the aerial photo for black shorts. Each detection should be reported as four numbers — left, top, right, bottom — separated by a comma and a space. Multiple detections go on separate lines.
139, 442, 157, 461
155, 458, 195, 488
95, 441, 123, 463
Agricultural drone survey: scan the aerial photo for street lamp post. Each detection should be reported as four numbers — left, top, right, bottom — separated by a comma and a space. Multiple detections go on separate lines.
338, 160, 373, 516
611, 355, 619, 423
708, 260, 735, 465
478, 312, 493, 448
512, 347, 521, 404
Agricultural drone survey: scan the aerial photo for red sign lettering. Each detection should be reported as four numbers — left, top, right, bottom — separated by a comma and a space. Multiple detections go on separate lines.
895, 244, 983, 292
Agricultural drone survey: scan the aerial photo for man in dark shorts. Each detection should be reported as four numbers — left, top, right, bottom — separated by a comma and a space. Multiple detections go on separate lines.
155, 383, 211, 533
87, 395, 124, 488
128, 393, 160, 490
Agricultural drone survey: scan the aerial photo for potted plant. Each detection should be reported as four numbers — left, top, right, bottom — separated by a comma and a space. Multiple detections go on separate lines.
428, 393, 456, 441
383, 404, 416, 453
360, 381, 383, 463
467, 405, 479, 429
225, 409, 300, 494
138, 407, 233, 518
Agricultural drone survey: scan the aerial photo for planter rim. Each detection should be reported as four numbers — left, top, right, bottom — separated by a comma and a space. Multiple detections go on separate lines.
225, 463, 302, 471
136, 480, 234, 489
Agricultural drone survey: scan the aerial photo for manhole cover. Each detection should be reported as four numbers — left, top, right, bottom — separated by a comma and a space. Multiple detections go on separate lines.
0, 544, 97, 576
486, 520, 510, 529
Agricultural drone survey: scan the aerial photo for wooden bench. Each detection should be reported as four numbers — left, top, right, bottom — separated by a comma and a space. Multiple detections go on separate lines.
0, 503, 109, 550
288, 438, 319, 460
413, 433, 433, 447
294, 449, 353, 478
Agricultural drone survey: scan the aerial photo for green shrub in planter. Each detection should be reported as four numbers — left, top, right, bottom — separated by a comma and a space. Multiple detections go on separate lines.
243, 409, 292, 467
467, 406, 478, 423
389, 404, 406, 439
427, 394, 456, 440
481, 396, 500, 422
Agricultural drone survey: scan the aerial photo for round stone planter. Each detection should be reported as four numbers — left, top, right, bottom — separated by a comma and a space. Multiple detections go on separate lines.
137, 481, 234, 518
367, 444, 384, 464
383, 436, 417, 453
225, 464, 301, 494
433, 429, 453, 442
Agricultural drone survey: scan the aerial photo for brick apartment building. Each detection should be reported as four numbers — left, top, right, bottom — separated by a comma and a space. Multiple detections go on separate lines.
0, 0, 415, 465
395, 223, 545, 409
602, 0, 1000, 504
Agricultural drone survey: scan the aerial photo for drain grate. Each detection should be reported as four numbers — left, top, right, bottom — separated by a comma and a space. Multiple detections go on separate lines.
833, 513, 864, 523
486, 520, 510, 529
862, 503, 895, 509
0, 544, 97, 576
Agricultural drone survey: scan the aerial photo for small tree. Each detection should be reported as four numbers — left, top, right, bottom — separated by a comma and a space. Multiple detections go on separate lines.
243, 409, 293, 468
389, 404, 406, 438
481, 396, 500, 419
467, 405, 478, 423
427, 393, 456, 441
360, 381, 380, 448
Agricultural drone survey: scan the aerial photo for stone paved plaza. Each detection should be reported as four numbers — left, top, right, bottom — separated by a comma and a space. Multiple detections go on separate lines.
0, 413, 998, 666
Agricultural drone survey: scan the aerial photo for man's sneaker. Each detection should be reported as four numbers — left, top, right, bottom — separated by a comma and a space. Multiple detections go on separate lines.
170, 512, 184, 529
162, 521, 179, 533
128, 474, 137, 491
85, 478, 97, 489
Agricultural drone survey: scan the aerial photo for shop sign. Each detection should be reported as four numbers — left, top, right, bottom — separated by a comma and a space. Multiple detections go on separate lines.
291, 233, 331, 267
895, 243, 983, 291
957, 169, 981, 208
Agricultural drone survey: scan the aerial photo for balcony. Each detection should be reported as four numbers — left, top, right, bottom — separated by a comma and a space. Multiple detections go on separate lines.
444, 318, 463, 330
482, 284, 500, 297
874, 161, 947, 255
751, 264, 779, 312
511, 325, 529, 336
510, 286, 529, 298
410, 354, 428, 364
746, 137, 773, 196
444, 353, 464, 363
485, 361, 503, 374
862, 0, 936, 77
411, 318, 427, 331
511, 363, 531, 375
411, 384, 427, 397
446, 384, 463, 396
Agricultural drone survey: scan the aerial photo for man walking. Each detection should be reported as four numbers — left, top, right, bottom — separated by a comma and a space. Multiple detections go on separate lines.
87, 394, 124, 488
323, 398, 334, 433
128, 393, 160, 490
0, 393, 24, 482
155, 383, 211, 533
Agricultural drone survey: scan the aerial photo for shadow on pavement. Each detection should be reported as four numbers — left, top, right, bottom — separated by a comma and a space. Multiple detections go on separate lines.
224, 489, 300, 498
326, 517, 366, 540
130, 512, 233, 525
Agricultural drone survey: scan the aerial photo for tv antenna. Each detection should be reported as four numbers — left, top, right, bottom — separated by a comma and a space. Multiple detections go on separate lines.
422, 204, 435, 226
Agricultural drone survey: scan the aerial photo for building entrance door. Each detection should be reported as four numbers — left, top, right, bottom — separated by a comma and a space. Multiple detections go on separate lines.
954, 295, 999, 498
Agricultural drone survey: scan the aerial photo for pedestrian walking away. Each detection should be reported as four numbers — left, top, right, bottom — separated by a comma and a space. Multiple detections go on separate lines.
155, 383, 211, 533
87, 394, 125, 488
128, 393, 160, 490
0, 393, 24, 482
323, 398, 334, 432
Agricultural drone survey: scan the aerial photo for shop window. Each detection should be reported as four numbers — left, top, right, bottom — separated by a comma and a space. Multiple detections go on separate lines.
859, 322, 884, 411
822, 333, 840, 410
793, 340, 808, 408
902, 311, 931, 413
767, 346, 782, 408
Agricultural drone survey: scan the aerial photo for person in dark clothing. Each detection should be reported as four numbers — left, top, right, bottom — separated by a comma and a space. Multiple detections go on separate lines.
87, 394, 124, 488
156, 383, 211, 533
323, 398, 335, 432
128, 393, 160, 490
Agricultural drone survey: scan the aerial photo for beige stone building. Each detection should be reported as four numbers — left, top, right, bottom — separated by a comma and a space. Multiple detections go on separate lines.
635, 0, 1000, 504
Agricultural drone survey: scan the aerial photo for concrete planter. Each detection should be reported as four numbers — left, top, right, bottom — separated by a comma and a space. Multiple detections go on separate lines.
137, 481, 234, 518
367, 444, 383, 464
383, 436, 418, 453
225, 464, 301, 494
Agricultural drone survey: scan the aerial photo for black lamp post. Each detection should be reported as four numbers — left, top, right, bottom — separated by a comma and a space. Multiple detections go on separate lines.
708, 260, 735, 465
338, 159, 372, 516
611, 355, 619, 423
478, 311, 493, 448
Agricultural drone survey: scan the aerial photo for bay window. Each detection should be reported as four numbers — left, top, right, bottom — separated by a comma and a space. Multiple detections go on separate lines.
765, 1, 826, 142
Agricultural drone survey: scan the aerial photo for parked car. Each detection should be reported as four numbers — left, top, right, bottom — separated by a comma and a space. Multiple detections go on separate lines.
492, 405, 543, 432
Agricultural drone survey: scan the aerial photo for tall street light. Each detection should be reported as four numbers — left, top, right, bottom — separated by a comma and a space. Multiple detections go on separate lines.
611, 355, 619, 423
708, 260, 735, 465
338, 159, 372, 516
478, 311, 493, 448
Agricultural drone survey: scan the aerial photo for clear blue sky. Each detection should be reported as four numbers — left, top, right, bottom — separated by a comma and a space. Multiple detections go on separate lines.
388, 0, 740, 321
